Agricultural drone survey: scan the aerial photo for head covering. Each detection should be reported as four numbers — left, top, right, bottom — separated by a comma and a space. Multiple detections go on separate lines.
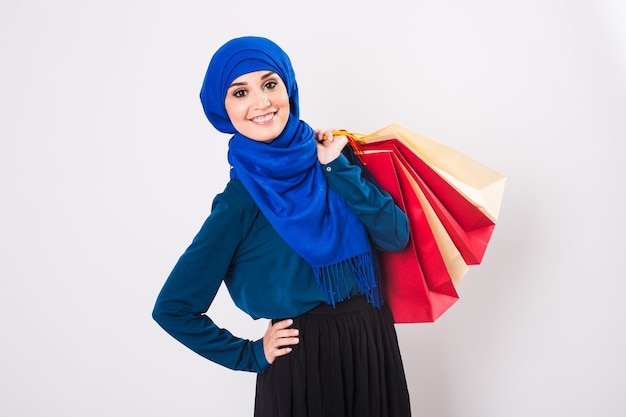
200, 36, 300, 134
199, 36, 380, 307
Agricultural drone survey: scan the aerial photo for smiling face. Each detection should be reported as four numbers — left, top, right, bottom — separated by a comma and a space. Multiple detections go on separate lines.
224, 70, 290, 143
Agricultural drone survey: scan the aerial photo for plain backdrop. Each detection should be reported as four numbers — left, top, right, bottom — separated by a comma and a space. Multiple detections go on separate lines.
1, 1, 625, 416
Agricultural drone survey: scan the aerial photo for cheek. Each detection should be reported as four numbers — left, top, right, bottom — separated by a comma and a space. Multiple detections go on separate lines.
273, 85, 290, 107
277, 93, 291, 110
224, 99, 244, 121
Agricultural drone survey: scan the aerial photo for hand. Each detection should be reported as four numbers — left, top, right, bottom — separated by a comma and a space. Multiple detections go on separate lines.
315, 129, 348, 165
263, 319, 300, 364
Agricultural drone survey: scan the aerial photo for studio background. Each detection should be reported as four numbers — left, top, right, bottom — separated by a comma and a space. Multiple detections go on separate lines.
1, 1, 624, 416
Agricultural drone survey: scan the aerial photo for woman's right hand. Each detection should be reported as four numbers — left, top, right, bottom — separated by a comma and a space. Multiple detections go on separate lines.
315, 129, 348, 165
263, 319, 300, 364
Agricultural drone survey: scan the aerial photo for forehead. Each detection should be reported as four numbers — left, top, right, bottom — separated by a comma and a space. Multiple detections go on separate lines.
228, 71, 281, 87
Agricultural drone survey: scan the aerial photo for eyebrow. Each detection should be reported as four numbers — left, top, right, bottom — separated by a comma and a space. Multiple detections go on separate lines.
228, 71, 277, 89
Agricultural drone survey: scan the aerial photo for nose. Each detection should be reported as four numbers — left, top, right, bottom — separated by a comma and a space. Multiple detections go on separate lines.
252, 90, 270, 108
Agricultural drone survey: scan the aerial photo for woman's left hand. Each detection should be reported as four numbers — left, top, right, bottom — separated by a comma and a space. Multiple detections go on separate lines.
315, 129, 348, 165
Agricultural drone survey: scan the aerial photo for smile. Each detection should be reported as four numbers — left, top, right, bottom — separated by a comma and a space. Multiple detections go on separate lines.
250, 112, 276, 124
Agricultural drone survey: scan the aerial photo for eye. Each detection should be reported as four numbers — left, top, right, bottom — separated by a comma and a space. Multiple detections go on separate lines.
232, 89, 247, 98
264, 80, 277, 90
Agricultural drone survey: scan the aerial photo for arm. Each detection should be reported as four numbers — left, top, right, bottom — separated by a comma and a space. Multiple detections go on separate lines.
152, 198, 270, 373
316, 131, 409, 252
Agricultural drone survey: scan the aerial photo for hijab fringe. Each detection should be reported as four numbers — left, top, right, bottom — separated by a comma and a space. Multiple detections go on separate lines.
313, 251, 382, 308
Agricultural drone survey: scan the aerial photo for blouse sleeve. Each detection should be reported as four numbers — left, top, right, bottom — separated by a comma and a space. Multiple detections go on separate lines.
321, 149, 410, 252
152, 197, 270, 374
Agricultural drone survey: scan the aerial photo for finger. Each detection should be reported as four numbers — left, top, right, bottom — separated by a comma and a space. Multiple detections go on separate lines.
269, 325, 299, 343
270, 335, 299, 352
265, 334, 299, 361
274, 327, 299, 340
272, 346, 293, 358
272, 318, 294, 330
317, 129, 334, 142
271, 326, 299, 342
283, 327, 300, 335
266, 320, 297, 343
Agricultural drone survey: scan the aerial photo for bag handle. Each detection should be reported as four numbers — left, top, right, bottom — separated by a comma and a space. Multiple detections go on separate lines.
328, 130, 366, 156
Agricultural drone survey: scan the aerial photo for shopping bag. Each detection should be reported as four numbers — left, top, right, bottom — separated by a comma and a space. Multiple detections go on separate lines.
341, 124, 505, 323
393, 154, 470, 288
357, 126, 505, 265
363, 123, 505, 222
359, 139, 492, 265
360, 150, 460, 323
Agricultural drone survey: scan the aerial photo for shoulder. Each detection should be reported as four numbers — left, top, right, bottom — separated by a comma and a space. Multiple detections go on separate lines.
212, 179, 260, 223
215, 179, 254, 206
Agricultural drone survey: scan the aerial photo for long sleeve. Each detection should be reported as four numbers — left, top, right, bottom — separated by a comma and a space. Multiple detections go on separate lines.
321, 150, 409, 252
152, 199, 270, 374
153, 149, 409, 372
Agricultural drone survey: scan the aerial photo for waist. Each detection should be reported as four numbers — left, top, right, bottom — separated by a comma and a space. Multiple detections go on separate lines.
272, 294, 379, 324
304, 294, 371, 316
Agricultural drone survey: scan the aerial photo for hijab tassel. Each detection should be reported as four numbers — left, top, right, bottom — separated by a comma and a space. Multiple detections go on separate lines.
314, 251, 382, 308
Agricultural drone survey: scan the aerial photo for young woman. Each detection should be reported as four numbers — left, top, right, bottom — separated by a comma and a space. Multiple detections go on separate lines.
152, 36, 412, 417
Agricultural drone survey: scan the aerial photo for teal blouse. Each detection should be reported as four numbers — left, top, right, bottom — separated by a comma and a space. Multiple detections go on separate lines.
152, 151, 409, 373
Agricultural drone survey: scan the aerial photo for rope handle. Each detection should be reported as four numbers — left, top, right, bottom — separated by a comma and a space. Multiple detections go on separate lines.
327, 130, 366, 155
320, 130, 365, 141
319, 129, 368, 158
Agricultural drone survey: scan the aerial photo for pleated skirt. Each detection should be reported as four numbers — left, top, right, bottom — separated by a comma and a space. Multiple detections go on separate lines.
254, 295, 412, 417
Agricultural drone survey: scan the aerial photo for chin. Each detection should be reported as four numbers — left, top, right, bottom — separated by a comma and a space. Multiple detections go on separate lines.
254, 126, 286, 143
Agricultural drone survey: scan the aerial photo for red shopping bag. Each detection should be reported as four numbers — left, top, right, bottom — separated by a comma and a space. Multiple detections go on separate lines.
341, 125, 505, 323
365, 139, 495, 265
358, 150, 459, 323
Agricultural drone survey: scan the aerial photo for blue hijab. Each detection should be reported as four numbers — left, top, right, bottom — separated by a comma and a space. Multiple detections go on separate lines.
199, 36, 380, 307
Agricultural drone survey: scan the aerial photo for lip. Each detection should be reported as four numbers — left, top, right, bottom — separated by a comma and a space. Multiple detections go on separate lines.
249, 112, 276, 125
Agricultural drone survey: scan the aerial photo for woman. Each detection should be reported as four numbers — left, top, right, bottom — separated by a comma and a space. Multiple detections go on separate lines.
152, 36, 412, 417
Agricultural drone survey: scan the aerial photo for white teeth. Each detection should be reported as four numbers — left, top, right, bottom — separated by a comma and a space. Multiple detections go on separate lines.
251, 113, 274, 123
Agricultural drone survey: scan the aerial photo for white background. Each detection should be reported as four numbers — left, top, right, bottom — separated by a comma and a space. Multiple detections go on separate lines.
1, 1, 625, 416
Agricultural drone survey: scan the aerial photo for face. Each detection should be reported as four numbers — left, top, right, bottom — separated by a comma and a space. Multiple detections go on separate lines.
224, 70, 290, 143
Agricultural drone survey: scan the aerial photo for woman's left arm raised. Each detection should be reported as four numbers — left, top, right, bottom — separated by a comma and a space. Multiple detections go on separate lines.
315, 130, 409, 252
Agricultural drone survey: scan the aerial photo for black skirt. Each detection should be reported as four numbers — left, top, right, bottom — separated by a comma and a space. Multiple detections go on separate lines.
254, 295, 412, 417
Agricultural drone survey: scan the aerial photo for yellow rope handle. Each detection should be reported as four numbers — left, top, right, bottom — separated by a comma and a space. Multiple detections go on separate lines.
328, 130, 368, 156
319, 130, 367, 155
331, 130, 366, 143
